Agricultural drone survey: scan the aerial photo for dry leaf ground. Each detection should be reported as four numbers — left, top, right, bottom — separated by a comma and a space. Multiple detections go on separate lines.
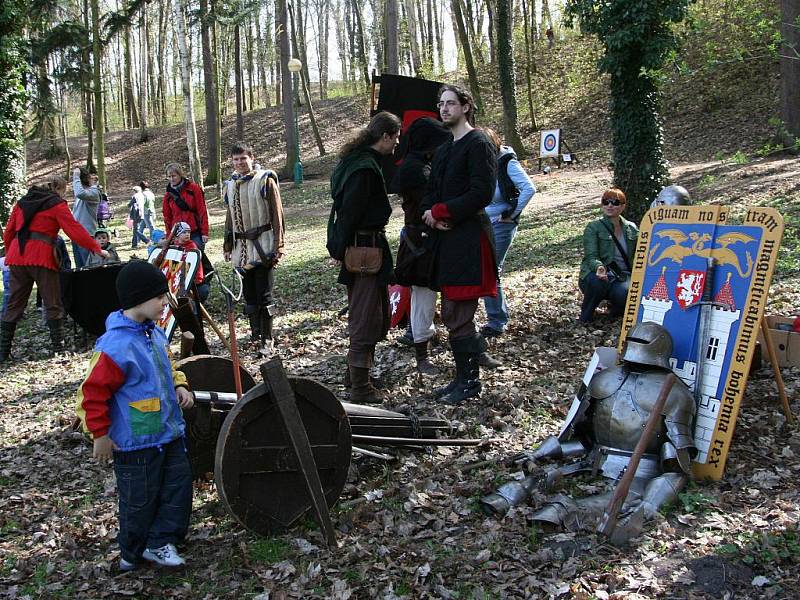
2, 152, 799, 599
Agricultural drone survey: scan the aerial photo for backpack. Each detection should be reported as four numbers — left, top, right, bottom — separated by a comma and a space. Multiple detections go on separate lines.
497, 152, 520, 220
96, 191, 112, 221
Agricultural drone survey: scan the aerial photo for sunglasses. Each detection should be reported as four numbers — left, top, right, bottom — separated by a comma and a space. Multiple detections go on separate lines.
601, 199, 624, 207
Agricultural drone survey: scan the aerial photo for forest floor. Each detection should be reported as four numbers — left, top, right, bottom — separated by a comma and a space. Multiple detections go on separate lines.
7, 49, 800, 598
3, 145, 800, 598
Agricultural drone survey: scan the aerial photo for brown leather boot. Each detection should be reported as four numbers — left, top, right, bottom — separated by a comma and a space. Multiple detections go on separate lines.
348, 350, 384, 404
414, 341, 438, 376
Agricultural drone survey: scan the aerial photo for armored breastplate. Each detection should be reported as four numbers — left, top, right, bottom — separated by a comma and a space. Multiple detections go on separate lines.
591, 370, 669, 454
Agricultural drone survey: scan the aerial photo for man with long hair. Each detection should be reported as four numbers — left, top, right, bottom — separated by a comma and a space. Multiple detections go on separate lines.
420, 85, 498, 405
328, 111, 401, 403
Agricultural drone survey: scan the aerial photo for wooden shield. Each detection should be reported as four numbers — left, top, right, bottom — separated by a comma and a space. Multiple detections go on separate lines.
175, 355, 256, 479
214, 376, 351, 536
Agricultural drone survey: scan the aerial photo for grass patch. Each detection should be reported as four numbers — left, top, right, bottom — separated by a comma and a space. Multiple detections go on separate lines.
719, 527, 800, 568
248, 537, 291, 564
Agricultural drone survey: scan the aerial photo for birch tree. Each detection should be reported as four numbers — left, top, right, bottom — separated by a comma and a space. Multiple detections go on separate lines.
172, 0, 204, 187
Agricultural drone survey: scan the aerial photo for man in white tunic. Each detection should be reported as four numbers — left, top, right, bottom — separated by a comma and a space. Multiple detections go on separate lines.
223, 142, 285, 355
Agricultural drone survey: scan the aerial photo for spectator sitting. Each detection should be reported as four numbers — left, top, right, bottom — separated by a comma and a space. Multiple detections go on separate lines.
578, 188, 638, 323
84, 228, 120, 267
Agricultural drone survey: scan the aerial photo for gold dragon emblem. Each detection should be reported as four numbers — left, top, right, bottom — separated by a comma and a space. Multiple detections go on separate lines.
647, 229, 755, 277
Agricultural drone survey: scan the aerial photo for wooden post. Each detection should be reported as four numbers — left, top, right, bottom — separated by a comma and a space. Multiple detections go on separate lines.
759, 317, 795, 423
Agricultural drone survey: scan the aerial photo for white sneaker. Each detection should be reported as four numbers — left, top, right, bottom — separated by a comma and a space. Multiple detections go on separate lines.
119, 558, 136, 572
142, 544, 186, 567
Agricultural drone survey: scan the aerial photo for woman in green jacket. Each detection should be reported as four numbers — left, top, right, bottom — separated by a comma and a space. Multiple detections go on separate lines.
578, 188, 638, 323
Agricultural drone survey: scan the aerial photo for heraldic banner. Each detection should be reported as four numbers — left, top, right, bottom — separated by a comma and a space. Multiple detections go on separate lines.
618, 205, 784, 480
148, 247, 201, 341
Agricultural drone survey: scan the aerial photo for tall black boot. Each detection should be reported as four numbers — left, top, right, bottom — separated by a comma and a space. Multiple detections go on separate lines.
246, 305, 261, 344
47, 319, 65, 354
259, 311, 274, 356
439, 334, 483, 405
0, 321, 16, 362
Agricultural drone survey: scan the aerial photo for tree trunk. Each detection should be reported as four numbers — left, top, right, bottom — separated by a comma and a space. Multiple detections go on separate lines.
275, 0, 283, 106
351, 0, 371, 89
157, 0, 169, 124
486, 0, 496, 66
335, 2, 349, 85
90, 0, 106, 186
496, 0, 525, 153
247, 16, 256, 111
234, 23, 245, 138
318, 0, 330, 98
781, 0, 800, 148
289, 1, 327, 157
294, 1, 313, 95
425, 0, 435, 68
123, 25, 140, 129
520, 0, 537, 130
542, 0, 552, 29
369, 0, 385, 73
139, 7, 150, 141
82, 0, 94, 169
434, 0, 444, 71
451, 0, 482, 112
59, 77, 72, 175
277, 0, 298, 175
172, 0, 204, 187
404, 0, 422, 75
385, 0, 399, 73
254, 9, 271, 107
200, 0, 221, 186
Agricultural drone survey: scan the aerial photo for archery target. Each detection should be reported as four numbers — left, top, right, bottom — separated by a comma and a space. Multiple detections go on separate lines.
539, 129, 561, 158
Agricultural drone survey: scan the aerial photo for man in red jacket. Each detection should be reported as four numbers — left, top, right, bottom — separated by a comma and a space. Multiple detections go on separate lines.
1, 177, 108, 361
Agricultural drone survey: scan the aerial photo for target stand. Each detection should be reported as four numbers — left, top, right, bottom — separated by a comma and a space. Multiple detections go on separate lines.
537, 128, 577, 171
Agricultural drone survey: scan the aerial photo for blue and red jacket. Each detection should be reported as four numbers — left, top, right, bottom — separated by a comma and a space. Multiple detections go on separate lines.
76, 310, 189, 451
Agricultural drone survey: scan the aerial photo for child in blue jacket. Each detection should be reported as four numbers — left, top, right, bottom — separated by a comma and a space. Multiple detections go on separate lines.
76, 260, 194, 571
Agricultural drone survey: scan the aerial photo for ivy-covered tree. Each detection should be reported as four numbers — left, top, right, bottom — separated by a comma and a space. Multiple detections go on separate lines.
0, 1, 29, 222
566, 0, 692, 223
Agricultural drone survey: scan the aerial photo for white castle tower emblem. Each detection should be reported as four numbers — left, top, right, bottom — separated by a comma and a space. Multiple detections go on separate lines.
639, 267, 741, 463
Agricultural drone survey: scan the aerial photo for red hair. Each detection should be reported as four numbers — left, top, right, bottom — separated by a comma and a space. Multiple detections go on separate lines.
602, 188, 626, 204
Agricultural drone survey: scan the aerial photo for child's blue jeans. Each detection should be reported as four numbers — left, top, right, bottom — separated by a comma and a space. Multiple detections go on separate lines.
113, 437, 192, 564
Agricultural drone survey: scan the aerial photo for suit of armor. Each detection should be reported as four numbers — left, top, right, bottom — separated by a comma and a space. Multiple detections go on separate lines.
481, 322, 697, 533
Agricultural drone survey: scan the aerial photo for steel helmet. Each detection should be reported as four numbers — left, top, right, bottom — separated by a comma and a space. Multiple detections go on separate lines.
650, 185, 692, 209
622, 321, 673, 369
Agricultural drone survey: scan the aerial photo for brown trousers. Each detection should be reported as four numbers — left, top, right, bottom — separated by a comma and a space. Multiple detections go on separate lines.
3, 265, 63, 323
347, 274, 389, 364
441, 297, 478, 341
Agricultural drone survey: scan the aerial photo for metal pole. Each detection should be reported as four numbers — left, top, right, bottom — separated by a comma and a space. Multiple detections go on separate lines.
293, 72, 303, 185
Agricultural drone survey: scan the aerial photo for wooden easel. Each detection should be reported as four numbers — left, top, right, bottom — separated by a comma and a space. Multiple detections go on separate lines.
759, 316, 795, 423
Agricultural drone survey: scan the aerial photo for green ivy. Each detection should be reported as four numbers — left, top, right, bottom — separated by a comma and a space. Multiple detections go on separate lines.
0, 2, 29, 224
565, 0, 693, 224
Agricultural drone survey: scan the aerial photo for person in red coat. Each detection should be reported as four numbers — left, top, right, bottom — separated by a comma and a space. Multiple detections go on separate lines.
1, 176, 108, 361
162, 164, 209, 251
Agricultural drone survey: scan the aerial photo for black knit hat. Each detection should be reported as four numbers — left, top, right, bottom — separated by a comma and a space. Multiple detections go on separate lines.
116, 260, 169, 310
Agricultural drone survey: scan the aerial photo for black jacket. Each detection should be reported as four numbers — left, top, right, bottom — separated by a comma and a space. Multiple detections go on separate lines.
421, 129, 497, 287
329, 148, 394, 286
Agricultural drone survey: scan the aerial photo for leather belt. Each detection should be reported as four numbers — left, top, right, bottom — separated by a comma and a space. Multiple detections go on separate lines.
234, 223, 272, 240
